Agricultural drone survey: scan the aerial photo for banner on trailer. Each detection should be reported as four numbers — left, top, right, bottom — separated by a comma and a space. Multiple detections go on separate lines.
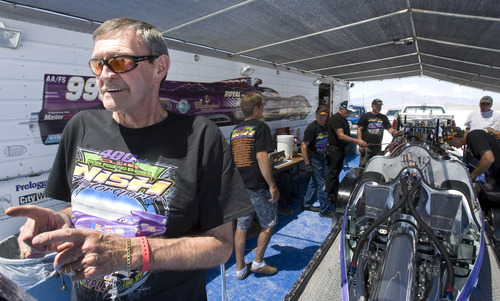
38, 74, 312, 144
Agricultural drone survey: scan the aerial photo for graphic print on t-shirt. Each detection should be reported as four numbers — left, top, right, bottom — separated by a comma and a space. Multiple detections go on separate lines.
230, 125, 256, 168
366, 117, 384, 135
70, 146, 176, 299
315, 131, 328, 154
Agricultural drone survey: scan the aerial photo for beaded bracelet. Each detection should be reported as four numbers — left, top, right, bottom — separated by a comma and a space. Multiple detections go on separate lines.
139, 236, 150, 272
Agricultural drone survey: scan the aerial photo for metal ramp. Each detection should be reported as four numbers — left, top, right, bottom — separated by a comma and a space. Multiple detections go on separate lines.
286, 218, 500, 301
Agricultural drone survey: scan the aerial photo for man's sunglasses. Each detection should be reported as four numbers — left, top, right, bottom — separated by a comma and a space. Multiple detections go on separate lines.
89, 55, 159, 75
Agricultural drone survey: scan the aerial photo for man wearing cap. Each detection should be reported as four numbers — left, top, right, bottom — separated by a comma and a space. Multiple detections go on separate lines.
301, 106, 332, 217
326, 101, 367, 208
443, 126, 500, 190
357, 99, 399, 167
464, 96, 500, 131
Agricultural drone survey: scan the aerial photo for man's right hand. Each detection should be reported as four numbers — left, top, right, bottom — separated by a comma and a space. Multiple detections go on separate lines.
269, 185, 280, 203
358, 139, 368, 148
5, 205, 72, 258
305, 164, 313, 179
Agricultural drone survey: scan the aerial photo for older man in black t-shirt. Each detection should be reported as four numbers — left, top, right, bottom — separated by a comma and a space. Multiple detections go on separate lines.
301, 106, 331, 217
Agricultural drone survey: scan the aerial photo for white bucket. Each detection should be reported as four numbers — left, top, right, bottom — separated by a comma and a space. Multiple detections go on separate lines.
277, 135, 295, 158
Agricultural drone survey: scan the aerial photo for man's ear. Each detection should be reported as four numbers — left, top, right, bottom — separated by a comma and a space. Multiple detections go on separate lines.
154, 54, 170, 83
253, 105, 260, 115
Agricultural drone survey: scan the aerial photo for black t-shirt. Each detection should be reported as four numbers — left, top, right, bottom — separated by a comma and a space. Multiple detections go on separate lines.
45, 110, 253, 301
358, 112, 391, 145
303, 121, 328, 155
466, 129, 500, 179
230, 119, 274, 190
328, 112, 350, 148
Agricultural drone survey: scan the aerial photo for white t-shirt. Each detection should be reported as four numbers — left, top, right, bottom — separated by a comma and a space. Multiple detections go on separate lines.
491, 118, 500, 131
463, 110, 500, 130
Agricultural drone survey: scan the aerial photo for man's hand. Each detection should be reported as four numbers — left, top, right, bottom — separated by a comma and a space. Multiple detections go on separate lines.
269, 185, 280, 203
305, 164, 313, 179
5, 205, 72, 258
357, 139, 368, 148
33, 228, 126, 280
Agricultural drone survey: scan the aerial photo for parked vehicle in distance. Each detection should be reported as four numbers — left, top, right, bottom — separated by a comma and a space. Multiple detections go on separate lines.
386, 108, 401, 119
347, 105, 366, 128
394, 104, 454, 129
401, 104, 447, 114
385, 109, 401, 127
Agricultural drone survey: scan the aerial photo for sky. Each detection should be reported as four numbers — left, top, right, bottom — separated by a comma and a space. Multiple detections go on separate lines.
349, 76, 500, 109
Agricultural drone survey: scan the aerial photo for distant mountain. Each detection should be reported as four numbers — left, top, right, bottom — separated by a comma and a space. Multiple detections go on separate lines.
350, 91, 477, 110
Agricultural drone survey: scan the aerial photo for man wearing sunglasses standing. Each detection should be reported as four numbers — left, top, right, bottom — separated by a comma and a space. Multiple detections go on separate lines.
6, 18, 252, 300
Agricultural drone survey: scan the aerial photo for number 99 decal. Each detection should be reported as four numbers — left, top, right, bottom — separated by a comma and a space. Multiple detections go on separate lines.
65, 76, 100, 101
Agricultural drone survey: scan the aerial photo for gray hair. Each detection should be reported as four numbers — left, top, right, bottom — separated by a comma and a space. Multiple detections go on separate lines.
93, 17, 169, 57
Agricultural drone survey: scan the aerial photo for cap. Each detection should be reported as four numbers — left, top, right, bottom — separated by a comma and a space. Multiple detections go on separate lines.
372, 98, 383, 105
441, 126, 463, 140
339, 101, 354, 113
316, 106, 329, 115
480, 95, 493, 104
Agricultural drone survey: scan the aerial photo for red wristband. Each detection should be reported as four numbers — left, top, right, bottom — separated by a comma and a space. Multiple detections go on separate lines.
354, 139, 358, 144
139, 236, 150, 272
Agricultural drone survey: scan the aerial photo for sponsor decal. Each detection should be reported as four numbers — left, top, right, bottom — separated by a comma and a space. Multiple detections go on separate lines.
15, 180, 47, 191
176, 99, 190, 114
176, 99, 191, 114
19, 192, 46, 205
4, 145, 27, 157
224, 90, 241, 98
45, 134, 62, 144
43, 114, 65, 120
194, 95, 219, 110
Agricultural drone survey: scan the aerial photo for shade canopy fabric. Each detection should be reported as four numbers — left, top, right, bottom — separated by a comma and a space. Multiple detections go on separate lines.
1, 0, 499, 92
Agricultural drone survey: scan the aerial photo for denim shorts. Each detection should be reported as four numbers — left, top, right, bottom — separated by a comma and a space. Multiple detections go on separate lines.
237, 188, 278, 230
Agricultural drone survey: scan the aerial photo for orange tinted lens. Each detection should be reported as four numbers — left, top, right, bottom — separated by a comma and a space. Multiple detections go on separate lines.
108, 57, 135, 73
89, 60, 103, 75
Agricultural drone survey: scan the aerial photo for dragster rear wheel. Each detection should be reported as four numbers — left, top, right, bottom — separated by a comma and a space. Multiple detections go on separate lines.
337, 168, 363, 214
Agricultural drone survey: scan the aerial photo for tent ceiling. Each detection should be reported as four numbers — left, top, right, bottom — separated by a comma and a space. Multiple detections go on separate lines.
1, 0, 499, 92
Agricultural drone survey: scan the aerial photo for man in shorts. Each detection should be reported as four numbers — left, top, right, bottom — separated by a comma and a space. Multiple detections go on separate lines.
230, 93, 280, 279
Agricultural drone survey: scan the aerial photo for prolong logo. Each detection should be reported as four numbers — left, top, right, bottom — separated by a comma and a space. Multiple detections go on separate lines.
19, 192, 45, 205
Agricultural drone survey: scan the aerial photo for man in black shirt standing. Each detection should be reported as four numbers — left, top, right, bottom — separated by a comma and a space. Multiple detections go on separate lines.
301, 106, 331, 217
357, 98, 398, 167
326, 101, 367, 207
